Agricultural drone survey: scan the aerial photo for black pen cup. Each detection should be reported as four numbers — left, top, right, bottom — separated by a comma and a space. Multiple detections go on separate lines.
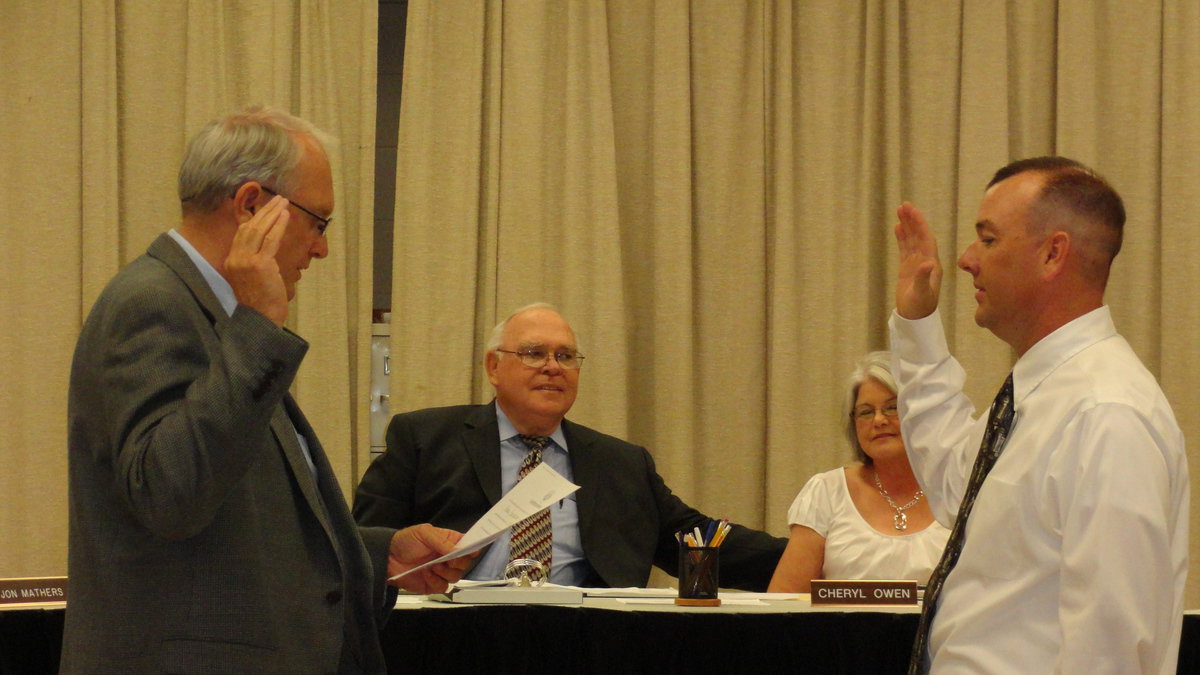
675, 545, 721, 606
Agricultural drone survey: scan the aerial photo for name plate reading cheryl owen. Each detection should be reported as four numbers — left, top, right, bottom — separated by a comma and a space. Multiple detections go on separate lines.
809, 580, 918, 606
0, 577, 68, 608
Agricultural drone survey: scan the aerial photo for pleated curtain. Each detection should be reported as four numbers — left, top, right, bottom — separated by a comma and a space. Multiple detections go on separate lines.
391, 0, 1200, 598
0, 0, 378, 576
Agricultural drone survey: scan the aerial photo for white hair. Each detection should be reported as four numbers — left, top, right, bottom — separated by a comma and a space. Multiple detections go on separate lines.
485, 303, 582, 355
842, 351, 899, 464
178, 106, 335, 213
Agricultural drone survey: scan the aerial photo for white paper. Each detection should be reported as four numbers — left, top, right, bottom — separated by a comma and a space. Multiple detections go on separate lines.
388, 462, 579, 581
576, 586, 678, 598
615, 596, 767, 606
442, 582, 677, 598
392, 594, 427, 605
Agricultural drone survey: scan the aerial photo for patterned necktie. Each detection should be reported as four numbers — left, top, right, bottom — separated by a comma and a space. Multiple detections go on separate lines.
507, 434, 553, 580
909, 373, 1016, 674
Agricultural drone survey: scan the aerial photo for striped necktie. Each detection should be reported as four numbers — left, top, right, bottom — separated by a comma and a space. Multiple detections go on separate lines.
909, 373, 1016, 674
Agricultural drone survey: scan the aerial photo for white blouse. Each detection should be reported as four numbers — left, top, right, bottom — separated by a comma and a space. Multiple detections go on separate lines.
786, 466, 949, 584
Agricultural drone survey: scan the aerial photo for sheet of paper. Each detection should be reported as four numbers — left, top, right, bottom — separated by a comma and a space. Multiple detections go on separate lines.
450, 579, 511, 589
728, 592, 806, 601
615, 596, 767, 606
575, 586, 678, 598
388, 463, 579, 581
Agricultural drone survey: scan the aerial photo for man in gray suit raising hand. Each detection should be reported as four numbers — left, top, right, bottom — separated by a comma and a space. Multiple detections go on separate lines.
63, 107, 471, 673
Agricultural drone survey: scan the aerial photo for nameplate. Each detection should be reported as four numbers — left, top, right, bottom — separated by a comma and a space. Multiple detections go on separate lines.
0, 577, 68, 608
809, 580, 917, 606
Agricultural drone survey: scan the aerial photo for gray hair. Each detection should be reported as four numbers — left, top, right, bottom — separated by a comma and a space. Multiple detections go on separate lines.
841, 351, 899, 465
485, 302, 582, 356
178, 106, 334, 213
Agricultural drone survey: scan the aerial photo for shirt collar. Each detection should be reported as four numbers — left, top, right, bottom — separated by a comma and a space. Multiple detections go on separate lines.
167, 229, 238, 318
494, 401, 568, 452
1012, 305, 1117, 403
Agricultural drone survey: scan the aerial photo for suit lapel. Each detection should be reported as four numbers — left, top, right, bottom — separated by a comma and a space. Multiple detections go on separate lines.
270, 396, 331, 523
150, 236, 335, 528
147, 234, 227, 326
562, 420, 598, 536
151, 234, 356, 573
463, 405, 503, 505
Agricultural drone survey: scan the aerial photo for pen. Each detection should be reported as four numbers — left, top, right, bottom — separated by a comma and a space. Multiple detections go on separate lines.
712, 520, 731, 547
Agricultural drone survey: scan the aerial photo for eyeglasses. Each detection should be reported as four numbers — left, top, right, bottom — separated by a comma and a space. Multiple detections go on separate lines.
853, 404, 899, 422
495, 348, 585, 370
260, 185, 331, 236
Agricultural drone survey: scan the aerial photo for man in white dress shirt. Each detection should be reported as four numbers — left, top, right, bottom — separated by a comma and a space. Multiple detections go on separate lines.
890, 156, 1187, 673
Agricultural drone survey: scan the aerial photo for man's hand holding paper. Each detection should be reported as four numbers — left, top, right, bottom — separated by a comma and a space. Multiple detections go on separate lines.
388, 463, 579, 583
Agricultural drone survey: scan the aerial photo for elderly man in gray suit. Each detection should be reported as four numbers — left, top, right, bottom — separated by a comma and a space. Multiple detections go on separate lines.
63, 108, 471, 673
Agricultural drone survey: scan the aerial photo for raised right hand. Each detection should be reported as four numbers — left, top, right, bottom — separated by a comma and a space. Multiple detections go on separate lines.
893, 202, 943, 320
225, 194, 291, 326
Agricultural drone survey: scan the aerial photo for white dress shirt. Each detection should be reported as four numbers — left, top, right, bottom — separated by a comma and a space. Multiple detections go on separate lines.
890, 306, 1187, 674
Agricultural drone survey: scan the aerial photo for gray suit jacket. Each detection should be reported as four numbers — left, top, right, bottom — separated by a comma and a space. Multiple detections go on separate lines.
354, 404, 786, 590
63, 234, 395, 673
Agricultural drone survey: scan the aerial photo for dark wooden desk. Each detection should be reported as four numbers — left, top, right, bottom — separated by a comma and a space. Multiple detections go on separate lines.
0, 605, 64, 673
5, 601, 1199, 673
382, 596, 919, 674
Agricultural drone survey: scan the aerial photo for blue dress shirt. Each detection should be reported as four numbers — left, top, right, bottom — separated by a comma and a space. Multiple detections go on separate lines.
465, 403, 589, 585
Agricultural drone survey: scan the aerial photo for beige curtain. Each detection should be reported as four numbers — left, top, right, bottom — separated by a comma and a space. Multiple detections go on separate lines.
393, 0, 1200, 603
0, 0, 378, 578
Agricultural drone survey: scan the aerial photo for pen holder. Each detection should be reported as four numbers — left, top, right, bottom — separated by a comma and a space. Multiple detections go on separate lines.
675, 545, 721, 606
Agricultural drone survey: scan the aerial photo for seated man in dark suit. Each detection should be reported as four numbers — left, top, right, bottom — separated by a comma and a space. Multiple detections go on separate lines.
353, 303, 786, 589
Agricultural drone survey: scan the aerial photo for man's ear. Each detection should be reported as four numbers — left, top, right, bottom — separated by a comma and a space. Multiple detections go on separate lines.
1041, 230, 1071, 280
485, 351, 500, 386
231, 182, 264, 223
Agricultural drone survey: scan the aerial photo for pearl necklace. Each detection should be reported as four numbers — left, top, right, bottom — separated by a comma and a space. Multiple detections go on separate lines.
872, 470, 924, 531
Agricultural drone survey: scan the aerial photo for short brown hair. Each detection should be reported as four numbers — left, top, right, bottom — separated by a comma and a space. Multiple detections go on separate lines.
990, 156, 1125, 282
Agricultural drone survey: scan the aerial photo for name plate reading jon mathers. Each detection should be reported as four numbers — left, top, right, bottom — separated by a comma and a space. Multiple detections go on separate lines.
810, 580, 917, 606
0, 577, 68, 608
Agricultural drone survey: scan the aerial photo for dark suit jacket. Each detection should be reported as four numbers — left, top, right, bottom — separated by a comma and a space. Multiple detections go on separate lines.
63, 234, 395, 673
353, 404, 785, 590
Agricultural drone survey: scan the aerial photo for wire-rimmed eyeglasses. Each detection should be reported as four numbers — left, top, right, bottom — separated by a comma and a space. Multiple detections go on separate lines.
852, 404, 899, 423
495, 348, 585, 370
260, 185, 331, 236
